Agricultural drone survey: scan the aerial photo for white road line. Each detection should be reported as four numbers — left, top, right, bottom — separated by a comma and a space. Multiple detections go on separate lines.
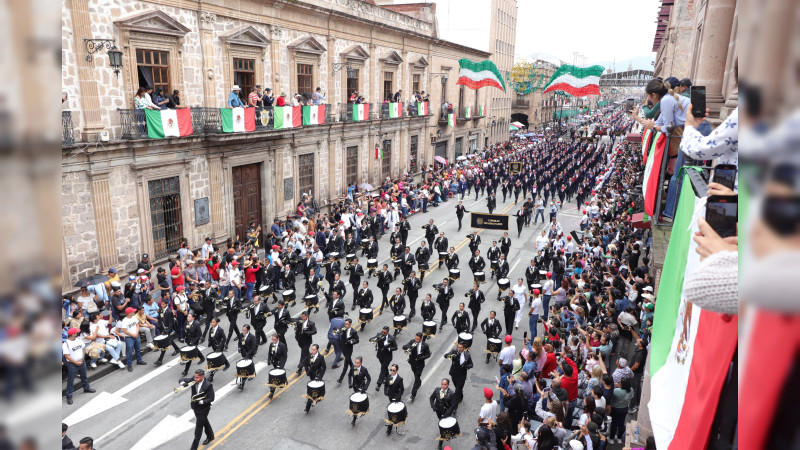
419, 351, 450, 389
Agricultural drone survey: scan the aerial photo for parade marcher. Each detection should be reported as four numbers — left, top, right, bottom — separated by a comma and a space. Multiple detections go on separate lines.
402, 332, 431, 401
455, 200, 469, 232
435, 278, 454, 331
304, 344, 327, 413
223, 290, 243, 350
205, 317, 229, 381
445, 342, 473, 409
480, 311, 503, 363
467, 282, 486, 333
487, 241, 501, 279
430, 378, 456, 419
178, 369, 215, 450
451, 302, 471, 334
272, 299, 291, 346
373, 326, 398, 391
250, 296, 269, 345
337, 318, 360, 383
403, 271, 422, 319
420, 293, 437, 325
294, 310, 317, 376
376, 264, 394, 313
267, 333, 287, 399
348, 356, 371, 392
181, 312, 206, 377
346, 257, 365, 310
416, 241, 431, 282
434, 232, 449, 269
500, 232, 512, 257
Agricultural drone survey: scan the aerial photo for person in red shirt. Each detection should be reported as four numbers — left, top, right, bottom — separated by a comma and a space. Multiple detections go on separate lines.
276, 92, 287, 107
244, 259, 260, 302
171, 264, 184, 293
552, 350, 579, 427
540, 343, 558, 379
207, 255, 220, 282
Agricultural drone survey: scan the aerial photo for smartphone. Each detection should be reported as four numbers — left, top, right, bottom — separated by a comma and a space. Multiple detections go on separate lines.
523, 331, 528, 341
713, 164, 737, 191
625, 98, 634, 113
690, 86, 706, 118
705, 195, 738, 238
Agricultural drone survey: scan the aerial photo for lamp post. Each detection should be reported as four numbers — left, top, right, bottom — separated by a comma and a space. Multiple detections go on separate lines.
84, 39, 123, 78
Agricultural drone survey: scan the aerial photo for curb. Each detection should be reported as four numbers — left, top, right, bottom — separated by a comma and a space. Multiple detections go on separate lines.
61, 346, 157, 397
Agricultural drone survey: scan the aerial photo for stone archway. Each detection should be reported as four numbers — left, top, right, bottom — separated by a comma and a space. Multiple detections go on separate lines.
510, 113, 529, 128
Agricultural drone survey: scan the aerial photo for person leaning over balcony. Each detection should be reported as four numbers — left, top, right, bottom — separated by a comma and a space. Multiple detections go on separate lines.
153, 87, 169, 110
143, 86, 159, 109
248, 87, 260, 107
167, 90, 187, 109
227, 85, 245, 108
349, 90, 358, 104
313, 87, 326, 106
262, 87, 274, 107
134, 88, 158, 110
276, 92, 287, 107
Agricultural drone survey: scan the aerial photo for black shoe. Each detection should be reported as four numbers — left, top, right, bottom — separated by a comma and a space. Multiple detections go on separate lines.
137, 361, 147, 366
386, 425, 393, 436
127, 366, 133, 372
223, 346, 229, 352
295, 369, 303, 376
84, 388, 96, 393
171, 350, 179, 356
409, 395, 415, 402
337, 378, 343, 384
375, 385, 381, 391
486, 355, 491, 364
269, 391, 274, 399
182, 370, 189, 377
208, 374, 214, 382
223, 364, 230, 371
154, 360, 162, 366
66, 398, 73, 405
348, 384, 353, 389
202, 437, 215, 445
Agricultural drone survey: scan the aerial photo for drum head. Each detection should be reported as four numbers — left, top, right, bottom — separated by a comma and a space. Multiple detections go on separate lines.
208, 352, 222, 359
475, 272, 484, 276
308, 380, 325, 388
368, 259, 378, 264
531, 284, 542, 289
283, 290, 294, 295
439, 417, 458, 428
346, 254, 355, 258
440, 252, 448, 256
499, 278, 509, 284
360, 308, 373, 314
305, 295, 317, 300
269, 369, 286, 376
183, 346, 197, 351
393, 315, 406, 321
539, 270, 548, 275
423, 321, 436, 326
387, 402, 405, 413
236, 359, 252, 367
458, 333, 472, 340
154, 335, 168, 341
488, 338, 502, 344
330, 252, 339, 257
350, 392, 367, 402
259, 285, 269, 292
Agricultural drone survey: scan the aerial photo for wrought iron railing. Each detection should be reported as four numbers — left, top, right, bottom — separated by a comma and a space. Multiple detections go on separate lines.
62, 111, 75, 146
341, 103, 375, 122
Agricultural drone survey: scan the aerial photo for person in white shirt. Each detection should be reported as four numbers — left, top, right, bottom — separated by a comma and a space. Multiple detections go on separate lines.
479, 387, 498, 426
528, 289, 543, 339
201, 237, 214, 260
535, 230, 549, 252
117, 307, 146, 371
511, 278, 528, 329
62, 328, 95, 404
497, 335, 516, 377
542, 273, 554, 320
92, 313, 125, 368
229, 262, 242, 299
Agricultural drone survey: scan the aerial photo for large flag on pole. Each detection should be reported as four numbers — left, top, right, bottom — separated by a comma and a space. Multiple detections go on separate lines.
648, 170, 739, 450
642, 132, 666, 216
542, 64, 604, 97
456, 59, 506, 91
220, 107, 256, 133
145, 109, 193, 138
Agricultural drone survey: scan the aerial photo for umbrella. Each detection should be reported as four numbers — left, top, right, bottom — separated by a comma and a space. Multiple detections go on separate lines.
358, 183, 374, 191
456, 155, 467, 161
510, 125, 519, 131
434, 156, 448, 164
511, 121, 525, 128
74, 273, 109, 288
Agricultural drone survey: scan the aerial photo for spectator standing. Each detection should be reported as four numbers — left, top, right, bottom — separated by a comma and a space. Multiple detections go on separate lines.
228, 85, 244, 108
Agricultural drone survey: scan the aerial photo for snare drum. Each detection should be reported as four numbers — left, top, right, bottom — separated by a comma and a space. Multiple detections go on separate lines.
439, 251, 448, 260
359, 308, 374, 323
367, 259, 378, 269
261, 285, 274, 297
349, 392, 369, 415
474, 271, 486, 283
530, 283, 542, 294
448, 269, 460, 280
418, 262, 429, 271
361, 238, 370, 248
392, 315, 407, 329
306, 380, 326, 401
386, 402, 407, 424
282, 289, 296, 302
498, 278, 511, 291
236, 359, 256, 378
153, 334, 171, 350
345, 253, 356, 263
486, 338, 503, 354
206, 352, 228, 370
329, 252, 340, 260
304, 294, 318, 306
268, 369, 287, 388
180, 345, 199, 361
539, 270, 548, 276
422, 321, 437, 336
259, 284, 269, 292
438, 416, 461, 440
457, 333, 473, 349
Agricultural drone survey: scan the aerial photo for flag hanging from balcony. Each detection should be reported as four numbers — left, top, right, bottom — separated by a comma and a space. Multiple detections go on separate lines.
145, 109, 193, 139
274, 106, 302, 129
416, 101, 429, 116
642, 131, 666, 216
352, 104, 369, 121
464, 107, 472, 119
456, 59, 506, 92
447, 113, 455, 127
375, 145, 383, 160
302, 105, 325, 125
641, 128, 654, 164
478, 105, 486, 116
389, 102, 403, 118
542, 64, 604, 97
220, 107, 256, 133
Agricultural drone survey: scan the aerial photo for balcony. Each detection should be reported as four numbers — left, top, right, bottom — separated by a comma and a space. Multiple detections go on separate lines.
513, 100, 530, 108
62, 111, 75, 146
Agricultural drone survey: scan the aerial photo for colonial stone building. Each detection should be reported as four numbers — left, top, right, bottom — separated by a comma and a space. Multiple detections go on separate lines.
509, 59, 560, 130
61, 0, 494, 290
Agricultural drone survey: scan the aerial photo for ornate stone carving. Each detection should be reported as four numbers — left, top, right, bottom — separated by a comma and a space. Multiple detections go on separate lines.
199, 11, 216, 24
271, 25, 283, 40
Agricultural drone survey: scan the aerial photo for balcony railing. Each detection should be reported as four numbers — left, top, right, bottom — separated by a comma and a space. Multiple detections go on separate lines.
62, 111, 75, 146
341, 103, 375, 122
513, 100, 530, 108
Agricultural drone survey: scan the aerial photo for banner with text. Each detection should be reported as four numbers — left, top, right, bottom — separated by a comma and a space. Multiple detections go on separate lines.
470, 212, 509, 231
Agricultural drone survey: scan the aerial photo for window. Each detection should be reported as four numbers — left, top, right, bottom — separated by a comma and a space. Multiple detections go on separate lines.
136, 49, 170, 93
383, 72, 394, 102
297, 63, 313, 98
381, 140, 392, 178
412, 73, 421, 94
410, 135, 418, 173
458, 86, 464, 111
346, 146, 359, 186
346, 69, 360, 101
455, 137, 463, 159
233, 58, 255, 104
148, 177, 182, 259
298, 154, 315, 197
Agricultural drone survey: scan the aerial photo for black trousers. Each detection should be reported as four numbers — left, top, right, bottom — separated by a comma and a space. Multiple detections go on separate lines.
201, 310, 215, 339
410, 363, 424, 397
377, 357, 391, 387
190, 408, 213, 450
339, 351, 354, 382
253, 321, 267, 344
225, 315, 242, 345
504, 311, 514, 336
408, 294, 418, 317
452, 377, 466, 405
297, 343, 310, 371
155, 338, 181, 364
457, 215, 463, 229
469, 307, 481, 331
439, 303, 450, 325
380, 289, 390, 310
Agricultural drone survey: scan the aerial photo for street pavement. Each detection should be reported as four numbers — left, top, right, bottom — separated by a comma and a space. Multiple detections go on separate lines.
64, 190, 587, 450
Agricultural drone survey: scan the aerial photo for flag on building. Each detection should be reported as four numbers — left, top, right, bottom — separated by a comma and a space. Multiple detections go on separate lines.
302, 105, 326, 125
389, 102, 403, 118
447, 113, 455, 127
642, 132, 666, 216
464, 107, 472, 119
352, 104, 369, 121
478, 105, 486, 116
417, 101, 429, 116
456, 58, 506, 91
375, 145, 383, 160
274, 106, 302, 129
542, 64, 604, 97
648, 170, 739, 450
220, 107, 256, 133
641, 128, 654, 164
145, 109, 193, 139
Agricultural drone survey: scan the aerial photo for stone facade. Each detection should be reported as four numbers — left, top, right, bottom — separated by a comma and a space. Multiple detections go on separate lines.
487, 0, 517, 145
510, 60, 559, 129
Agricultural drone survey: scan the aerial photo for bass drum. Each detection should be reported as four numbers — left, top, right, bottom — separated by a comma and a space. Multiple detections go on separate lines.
438, 416, 461, 440
386, 402, 407, 424
349, 392, 369, 415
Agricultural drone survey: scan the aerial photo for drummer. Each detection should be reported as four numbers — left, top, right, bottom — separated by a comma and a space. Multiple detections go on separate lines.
384, 364, 405, 435
480, 311, 503, 363
415, 241, 431, 282
304, 344, 327, 413
181, 312, 205, 377
347, 355, 371, 392
445, 247, 459, 272
468, 250, 486, 277
487, 241, 501, 279
266, 334, 287, 399
420, 294, 437, 325
402, 271, 421, 320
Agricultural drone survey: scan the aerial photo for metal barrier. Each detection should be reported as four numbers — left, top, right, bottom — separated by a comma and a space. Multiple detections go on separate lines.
62, 111, 75, 146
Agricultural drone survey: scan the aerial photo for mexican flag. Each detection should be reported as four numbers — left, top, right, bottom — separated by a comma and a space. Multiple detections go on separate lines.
543, 64, 604, 97
145, 109, 193, 139
274, 106, 302, 129
389, 102, 403, 118
447, 113, 455, 127
375, 146, 383, 160
456, 58, 506, 91
642, 132, 666, 216
478, 105, 486, 116
648, 169, 739, 450
220, 107, 256, 133
352, 104, 369, 121
417, 101, 429, 116
641, 128, 655, 164
464, 107, 472, 119
302, 105, 325, 125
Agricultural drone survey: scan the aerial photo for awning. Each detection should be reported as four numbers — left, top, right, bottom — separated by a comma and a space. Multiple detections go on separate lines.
632, 212, 651, 229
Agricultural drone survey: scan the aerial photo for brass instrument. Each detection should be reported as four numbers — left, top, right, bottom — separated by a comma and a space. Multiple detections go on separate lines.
433, 283, 443, 293
443, 350, 458, 361
191, 391, 208, 403
173, 380, 196, 394
464, 289, 475, 298
331, 327, 344, 336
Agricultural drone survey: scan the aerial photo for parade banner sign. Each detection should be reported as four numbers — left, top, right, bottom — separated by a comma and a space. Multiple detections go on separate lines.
470, 212, 509, 231
509, 162, 522, 174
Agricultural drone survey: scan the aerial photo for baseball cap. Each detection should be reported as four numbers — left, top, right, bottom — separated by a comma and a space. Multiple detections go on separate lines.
232, 261, 240, 265
137, 268, 145, 274
546, 272, 552, 278
142, 253, 149, 259
108, 268, 117, 273
483, 387, 493, 399
504, 335, 512, 344
67, 328, 80, 336
125, 307, 136, 314
176, 286, 185, 292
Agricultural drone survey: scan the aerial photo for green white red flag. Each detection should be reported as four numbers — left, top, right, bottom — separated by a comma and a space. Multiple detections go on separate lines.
302, 105, 325, 125
464, 107, 472, 119
447, 113, 455, 127
389, 102, 402, 118
642, 132, 666, 216
417, 102, 429, 116
352, 104, 369, 122
456, 59, 506, 91
543, 64, 604, 97
220, 107, 256, 133
274, 106, 302, 129
641, 128, 654, 164
145, 109, 193, 138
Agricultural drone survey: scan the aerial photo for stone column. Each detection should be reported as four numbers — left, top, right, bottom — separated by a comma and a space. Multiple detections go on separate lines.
692, 0, 736, 114
198, 11, 217, 107
274, 146, 285, 215
208, 156, 225, 242
69, 0, 105, 140
327, 35, 335, 104
90, 171, 119, 269
328, 134, 338, 202
270, 26, 283, 95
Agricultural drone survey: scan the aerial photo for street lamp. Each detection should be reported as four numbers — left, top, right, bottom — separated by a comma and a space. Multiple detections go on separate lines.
333, 62, 356, 79
84, 38, 123, 78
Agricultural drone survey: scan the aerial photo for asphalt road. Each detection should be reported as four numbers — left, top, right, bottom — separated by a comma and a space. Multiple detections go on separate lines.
64, 190, 589, 450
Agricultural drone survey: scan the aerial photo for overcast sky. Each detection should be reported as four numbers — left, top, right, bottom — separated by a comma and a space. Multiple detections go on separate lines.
410, 0, 661, 65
